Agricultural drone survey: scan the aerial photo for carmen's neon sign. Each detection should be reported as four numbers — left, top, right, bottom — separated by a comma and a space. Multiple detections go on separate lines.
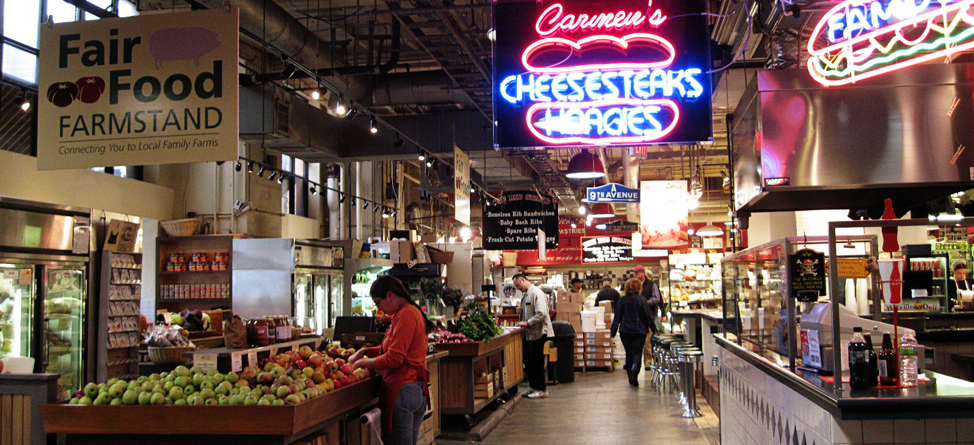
499, 2, 705, 145
808, 0, 974, 86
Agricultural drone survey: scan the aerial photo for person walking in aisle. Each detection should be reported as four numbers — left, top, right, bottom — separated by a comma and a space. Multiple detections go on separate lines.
634, 265, 662, 371
611, 278, 652, 386
349, 276, 435, 445
595, 279, 621, 311
514, 273, 554, 399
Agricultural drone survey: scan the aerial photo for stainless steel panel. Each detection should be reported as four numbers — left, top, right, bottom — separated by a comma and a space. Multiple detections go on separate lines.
232, 238, 295, 271
0, 208, 76, 251
231, 238, 295, 319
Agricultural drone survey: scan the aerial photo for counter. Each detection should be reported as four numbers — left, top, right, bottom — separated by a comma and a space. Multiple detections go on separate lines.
434, 329, 524, 427
717, 334, 974, 445
184, 336, 326, 373
0, 373, 61, 445
671, 310, 726, 376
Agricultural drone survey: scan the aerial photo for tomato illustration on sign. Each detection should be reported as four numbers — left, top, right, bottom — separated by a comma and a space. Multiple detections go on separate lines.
47, 81, 79, 108
76, 76, 106, 104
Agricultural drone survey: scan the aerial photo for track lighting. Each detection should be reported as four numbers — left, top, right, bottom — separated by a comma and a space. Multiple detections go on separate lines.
257, 166, 265, 177
235, 161, 242, 172
280, 62, 296, 80
350, 198, 356, 206
310, 185, 317, 195
20, 89, 31, 112
363, 201, 369, 209
390, 211, 397, 217
373, 204, 380, 213
335, 97, 346, 116
426, 159, 433, 168
277, 173, 285, 184
381, 207, 388, 217
393, 133, 404, 148
418, 151, 426, 161
339, 194, 345, 203
248, 162, 254, 173
369, 117, 378, 134
268, 171, 278, 181
311, 90, 321, 101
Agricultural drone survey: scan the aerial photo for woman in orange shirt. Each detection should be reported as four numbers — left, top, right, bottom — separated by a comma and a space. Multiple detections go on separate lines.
350, 276, 435, 445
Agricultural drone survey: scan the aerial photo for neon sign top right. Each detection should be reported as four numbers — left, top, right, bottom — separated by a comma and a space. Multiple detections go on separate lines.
807, 0, 974, 86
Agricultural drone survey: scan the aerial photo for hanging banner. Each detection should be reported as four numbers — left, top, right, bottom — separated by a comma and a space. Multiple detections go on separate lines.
586, 183, 640, 203
483, 191, 558, 250
582, 236, 634, 263
637, 180, 689, 249
454, 145, 471, 225
37, 8, 239, 170
492, 0, 713, 148
595, 219, 639, 232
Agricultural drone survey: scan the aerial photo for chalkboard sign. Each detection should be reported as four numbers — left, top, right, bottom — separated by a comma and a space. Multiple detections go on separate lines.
482, 191, 559, 250
790, 248, 827, 298
581, 236, 634, 263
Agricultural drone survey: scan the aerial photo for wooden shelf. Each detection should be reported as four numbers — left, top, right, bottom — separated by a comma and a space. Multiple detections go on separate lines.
98, 251, 143, 383
159, 270, 231, 276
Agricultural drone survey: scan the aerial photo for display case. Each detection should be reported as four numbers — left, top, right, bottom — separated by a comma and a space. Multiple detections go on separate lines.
903, 253, 949, 313
721, 235, 878, 363
97, 252, 142, 382
668, 251, 723, 310
44, 266, 87, 392
0, 266, 34, 362
346, 258, 392, 317
156, 235, 234, 314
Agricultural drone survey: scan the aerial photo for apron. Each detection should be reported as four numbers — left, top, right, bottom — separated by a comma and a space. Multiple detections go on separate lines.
378, 348, 430, 436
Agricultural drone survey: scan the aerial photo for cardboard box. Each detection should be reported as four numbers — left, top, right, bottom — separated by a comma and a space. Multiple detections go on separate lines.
389, 240, 415, 263
584, 339, 613, 347
502, 252, 518, 266
584, 345, 611, 353
567, 312, 582, 332
575, 333, 585, 340
598, 301, 613, 312
574, 346, 584, 354
584, 330, 611, 339
558, 302, 582, 313
548, 346, 558, 362
585, 352, 612, 360
568, 291, 586, 304
575, 353, 585, 362
585, 360, 614, 368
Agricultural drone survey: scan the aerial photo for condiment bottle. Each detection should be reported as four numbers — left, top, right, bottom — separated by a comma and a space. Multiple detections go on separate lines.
266, 316, 277, 344
879, 332, 899, 386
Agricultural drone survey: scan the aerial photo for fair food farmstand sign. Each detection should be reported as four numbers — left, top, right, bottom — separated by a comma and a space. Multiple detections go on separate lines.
492, 0, 713, 148
38, 8, 239, 170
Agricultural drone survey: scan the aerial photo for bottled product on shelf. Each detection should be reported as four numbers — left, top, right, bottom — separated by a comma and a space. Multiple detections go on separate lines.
879, 332, 899, 386
864, 334, 878, 388
899, 331, 919, 387
848, 327, 870, 390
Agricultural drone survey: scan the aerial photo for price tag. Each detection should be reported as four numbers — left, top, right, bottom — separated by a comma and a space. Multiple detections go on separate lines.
231, 353, 242, 372
3, 270, 17, 279
248, 350, 258, 367
195, 353, 218, 373
270, 346, 278, 356
291, 343, 299, 352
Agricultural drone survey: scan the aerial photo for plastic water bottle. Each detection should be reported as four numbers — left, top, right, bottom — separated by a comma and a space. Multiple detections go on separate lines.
899, 331, 919, 387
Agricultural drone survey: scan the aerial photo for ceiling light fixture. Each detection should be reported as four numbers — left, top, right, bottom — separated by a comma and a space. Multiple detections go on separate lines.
565, 150, 605, 179
578, 204, 587, 216
369, 117, 378, 134
277, 174, 285, 184
335, 97, 346, 115
339, 194, 345, 203
696, 221, 724, 237
310, 185, 317, 195
20, 89, 31, 112
235, 161, 242, 172
589, 203, 615, 218
268, 171, 278, 181
689, 164, 704, 199
363, 202, 369, 209
393, 133, 404, 148
721, 170, 731, 188
257, 166, 265, 177
311, 90, 321, 101
418, 149, 426, 161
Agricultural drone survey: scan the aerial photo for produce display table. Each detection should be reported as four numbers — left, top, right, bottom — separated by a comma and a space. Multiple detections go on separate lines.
0, 373, 60, 445
434, 329, 524, 427
40, 376, 379, 445
183, 336, 326, 373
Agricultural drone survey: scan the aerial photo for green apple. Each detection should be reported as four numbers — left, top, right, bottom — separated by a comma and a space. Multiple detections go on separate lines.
110, 398, 123, 405
183, 385, 196, 396
108, 382, 126, 398
158, 372, 168, 379
186, 394, 203, 406
211, 374, 225, 385
215, 382, 231, 396
173, 365, 190, 377
229, 395, 245, 406
243, 396, 257, 406
225, 371, 239, 383
190, 366, 201, 375
174, 399, 187, 406
168, 386, 185, 400
204, 398, 218, 405
218, 396, 230, 405
198, 380, 214, 390
93, 393, 109, 405
127, 381, 141, 392
137, 392, 152, 405
276, 386, 291, 398
257, 398, 271, 406
260, 394, 276, 403
152, 384, 167, 395
163, 381, 174, 392
234, 380, 250, 388
164, 396, 173, 405
192, 373, 205, 387
107, 378, 120, 387
78, 396, 93, 405
173, 376, 190, 388
69, 397, 79, 405
141, 381, 154, 392
122, 389, 139, 405
302, 367, 315, 379
137, 376, 148, 384
83, 382, 99, 398
150, 393, 165, 405
272, 399, 285, 406
199, 388, 216, 400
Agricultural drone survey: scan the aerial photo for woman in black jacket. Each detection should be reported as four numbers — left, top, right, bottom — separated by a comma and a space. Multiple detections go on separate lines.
610, 278, 652, 387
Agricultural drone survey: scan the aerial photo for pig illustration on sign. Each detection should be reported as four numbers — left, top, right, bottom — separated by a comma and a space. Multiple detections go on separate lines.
149, 27, 221, 69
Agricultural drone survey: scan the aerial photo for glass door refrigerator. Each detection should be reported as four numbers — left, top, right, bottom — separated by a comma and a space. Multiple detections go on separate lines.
0, 197, 91, 393
294, 240, 345, 333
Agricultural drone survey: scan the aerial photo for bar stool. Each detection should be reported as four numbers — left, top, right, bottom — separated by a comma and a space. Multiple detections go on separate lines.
649, 335, 677, 387
654, 337, 680, 390
662, 339, 689, 393
670, 344, 697, 404
677, 348, 703, 418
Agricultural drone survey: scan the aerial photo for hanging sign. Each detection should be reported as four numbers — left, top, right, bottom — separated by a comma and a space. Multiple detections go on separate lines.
581, 236, 633, 263
595, 219, 640, 232
807, 0, 974, 86
790, 248, 827, 297
492, 0, 712, 148
454, 146, 471, 225
37, 8, 239, 170
586, 183, 640, 203
637, 180, 689, 249
482, 191, 559, 250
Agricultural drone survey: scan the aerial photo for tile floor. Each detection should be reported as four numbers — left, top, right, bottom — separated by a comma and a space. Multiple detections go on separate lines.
438, 369, 720, 445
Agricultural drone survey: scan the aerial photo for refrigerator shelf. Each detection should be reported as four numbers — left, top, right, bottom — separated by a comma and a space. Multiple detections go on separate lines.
49, 345, 77, 355
108, 328, 139, 334
159, 270, 231, 276
110, 281, 142, 285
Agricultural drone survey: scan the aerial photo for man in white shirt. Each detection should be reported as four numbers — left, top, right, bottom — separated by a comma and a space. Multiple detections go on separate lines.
514, 273, 554, 399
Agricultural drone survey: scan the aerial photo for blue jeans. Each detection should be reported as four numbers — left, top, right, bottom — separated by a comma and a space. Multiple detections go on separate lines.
388, 380, 426, 445
620, 332, 646, 384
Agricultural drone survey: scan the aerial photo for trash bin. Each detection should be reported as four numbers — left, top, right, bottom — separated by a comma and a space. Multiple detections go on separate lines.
547, 321, 576, 383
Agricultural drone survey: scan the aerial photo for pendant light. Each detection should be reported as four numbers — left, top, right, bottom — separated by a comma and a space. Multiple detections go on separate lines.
566, 150, 605, 179
696, 220, 724, 237
589, 203, 615, 218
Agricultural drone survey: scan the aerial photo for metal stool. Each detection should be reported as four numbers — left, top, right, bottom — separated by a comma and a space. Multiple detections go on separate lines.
670, 345, 697, 404
661, 340, 689, 393
677, 348, 703, 418
649, 335, 677, 387
654, 337, 681, 390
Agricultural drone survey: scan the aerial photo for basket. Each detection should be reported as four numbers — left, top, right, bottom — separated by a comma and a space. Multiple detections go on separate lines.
147, 346, 194, 364
160, 218, 201, 237
426, 246, 455, 264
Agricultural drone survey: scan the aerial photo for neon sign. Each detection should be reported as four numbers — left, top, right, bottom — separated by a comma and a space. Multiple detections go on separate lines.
492, 0, 712, 148
808, 0, 974, 86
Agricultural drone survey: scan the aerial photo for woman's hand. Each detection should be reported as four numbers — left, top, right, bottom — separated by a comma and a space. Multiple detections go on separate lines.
353, 357, 377, 370
348, 349, 367, 365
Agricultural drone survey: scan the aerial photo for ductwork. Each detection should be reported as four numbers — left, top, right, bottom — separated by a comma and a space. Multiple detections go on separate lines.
365, 71, 476, 107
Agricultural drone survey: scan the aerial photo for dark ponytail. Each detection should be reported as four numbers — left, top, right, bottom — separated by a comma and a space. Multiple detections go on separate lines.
370, 275, 436, 333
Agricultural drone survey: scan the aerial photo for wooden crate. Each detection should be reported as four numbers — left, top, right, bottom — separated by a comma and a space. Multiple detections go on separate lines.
0, 393, 31, 445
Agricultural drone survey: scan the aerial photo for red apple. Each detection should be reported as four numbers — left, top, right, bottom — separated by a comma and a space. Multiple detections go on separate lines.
308, 354, 323, 367
340, 376, 354, 386
333, 379, 343, 389
339, 364, 351, 375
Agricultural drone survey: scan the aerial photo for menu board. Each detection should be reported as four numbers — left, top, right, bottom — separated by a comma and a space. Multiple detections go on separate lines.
581, 236, 634, 263
483, 191, 559, 250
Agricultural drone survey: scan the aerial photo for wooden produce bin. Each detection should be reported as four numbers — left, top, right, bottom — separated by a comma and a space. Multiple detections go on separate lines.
40, 377, 380, 445
434, 329, 524, 425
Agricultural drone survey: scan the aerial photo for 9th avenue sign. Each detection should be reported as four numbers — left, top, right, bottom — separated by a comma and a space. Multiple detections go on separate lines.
586, 183, 640, 203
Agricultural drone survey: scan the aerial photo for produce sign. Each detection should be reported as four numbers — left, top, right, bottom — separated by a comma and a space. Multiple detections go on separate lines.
492, 0, 713, 148
37, 8, 239, 170
581, 236, 634, 263
807, 0, 974, 86
482, 190, 559, 250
